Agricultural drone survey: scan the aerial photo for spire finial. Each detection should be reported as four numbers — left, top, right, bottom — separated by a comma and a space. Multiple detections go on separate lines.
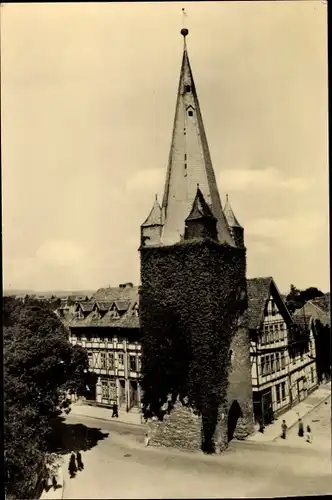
181, 8, 189, 38
155, 193, 158, 201
226, 194, 229, 202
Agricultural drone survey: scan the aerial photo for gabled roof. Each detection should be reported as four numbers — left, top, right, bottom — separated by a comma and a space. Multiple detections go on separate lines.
160, 31, 233, 246
114, 299, 131, 312
94, 301, 112, 312
186, 187, 216, 222
310, 296, 330, 314
247, 277, 272, 330
246, 277, 293, 330
76, 302, 94, 313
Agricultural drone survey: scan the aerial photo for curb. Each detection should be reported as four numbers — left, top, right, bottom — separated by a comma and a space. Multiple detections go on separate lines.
67, 410, 146, 429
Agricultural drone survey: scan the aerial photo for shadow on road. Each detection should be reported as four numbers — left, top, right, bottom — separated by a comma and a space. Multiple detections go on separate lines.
47, 417, 109, 455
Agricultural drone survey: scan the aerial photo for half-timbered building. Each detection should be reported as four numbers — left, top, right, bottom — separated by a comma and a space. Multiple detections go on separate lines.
248, 277, 317, 425
66, 283, 142, 413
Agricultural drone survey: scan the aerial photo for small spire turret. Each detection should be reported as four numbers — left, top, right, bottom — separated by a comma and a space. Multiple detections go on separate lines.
224, 195, 244, 248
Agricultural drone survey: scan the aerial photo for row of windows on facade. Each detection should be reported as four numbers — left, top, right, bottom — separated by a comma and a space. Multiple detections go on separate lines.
261, 322, 286, 345
88, 351, 141, 372
260, 352, 286, 376
77, 308, 139, 320
72, 334, 138, 344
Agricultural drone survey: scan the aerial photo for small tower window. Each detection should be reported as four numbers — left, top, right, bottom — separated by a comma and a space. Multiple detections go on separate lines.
185, 84, 191, 93
188, 110, 193, 117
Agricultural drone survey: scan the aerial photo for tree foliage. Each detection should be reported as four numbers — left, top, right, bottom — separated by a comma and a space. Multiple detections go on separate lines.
3, 297, 91, 499
312, 319, 331, 383
286, 284, 324, 313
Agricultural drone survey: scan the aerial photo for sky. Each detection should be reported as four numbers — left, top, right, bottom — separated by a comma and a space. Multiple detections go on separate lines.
1, 1, 329, 294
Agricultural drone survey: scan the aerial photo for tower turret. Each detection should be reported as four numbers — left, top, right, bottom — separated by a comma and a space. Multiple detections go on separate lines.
224, 194, 244, 248
141, 195, 163, 246
184, 186, 218, 241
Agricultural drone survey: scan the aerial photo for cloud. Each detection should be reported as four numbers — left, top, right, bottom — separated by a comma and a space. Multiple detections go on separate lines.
218, 166, 312, 193
246, 212, 327, 249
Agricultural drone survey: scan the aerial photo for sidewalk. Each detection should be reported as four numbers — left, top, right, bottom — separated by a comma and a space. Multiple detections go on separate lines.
69, 401, 143, 426
40, 460, 64, 500
247, 382, 331, 443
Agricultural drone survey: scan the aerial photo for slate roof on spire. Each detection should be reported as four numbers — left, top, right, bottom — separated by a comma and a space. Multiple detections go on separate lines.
161, 32, 233, 246
186, 187, 216, 222
141, 196, 162, 227
224, 195, 243, 228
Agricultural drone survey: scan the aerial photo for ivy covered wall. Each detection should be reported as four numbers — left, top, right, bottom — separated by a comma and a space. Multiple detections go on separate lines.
139, 238, 252, 453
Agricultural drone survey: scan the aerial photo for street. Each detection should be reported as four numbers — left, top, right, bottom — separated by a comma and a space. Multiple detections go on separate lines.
59, 399, 332, 499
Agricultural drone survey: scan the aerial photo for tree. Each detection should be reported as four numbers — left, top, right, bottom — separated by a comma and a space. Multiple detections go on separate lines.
286, 284, 324, 313
3, 297, 91, 499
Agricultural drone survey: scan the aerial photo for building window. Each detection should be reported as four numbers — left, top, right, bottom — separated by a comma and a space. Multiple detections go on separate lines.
261, 356, 265, 376
271, 354, 275, 373
87, 351, 93, 368
137, 356, 142, 372
311, 367, 315, 383
275, 352, 280, 371
129, 355, 137, 372
188, 110, 193, 117
100, 352, 107, 369
281, 382, 286, 401
101, 380, 108, 399
280, 352, 286, 369
108, 352, 115, 370
118, 353, 124, 369
276, 384, 281, 404
185, 84, 191, 93
109, 380, 117, 400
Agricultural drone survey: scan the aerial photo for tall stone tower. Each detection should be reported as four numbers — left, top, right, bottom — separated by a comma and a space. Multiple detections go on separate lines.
139, 28, 254, 452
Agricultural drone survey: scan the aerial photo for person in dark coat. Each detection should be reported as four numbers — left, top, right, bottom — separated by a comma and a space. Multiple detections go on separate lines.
76, 451, 84, 470
68, 452, 77, 478
258, 418, 265, 434
112, 403, 119, 418
52, 475, 57, 490
306, 425, 312, 443
281, 420, 287, 439
298, 418, 304, 437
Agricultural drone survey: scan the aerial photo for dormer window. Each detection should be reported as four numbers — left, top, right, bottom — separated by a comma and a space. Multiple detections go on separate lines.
188, 110, 193, 117
185, 84, 191, 93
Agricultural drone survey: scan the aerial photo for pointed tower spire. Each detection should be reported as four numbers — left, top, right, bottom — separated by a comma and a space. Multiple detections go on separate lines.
224, 194, 244, 248
141, 195, 163, 246
160, 28, 233, 246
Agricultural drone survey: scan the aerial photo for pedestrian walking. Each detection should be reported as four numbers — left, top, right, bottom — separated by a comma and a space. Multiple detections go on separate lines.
306, 425, 312, 443
298, 418, 304, 437
281, 419, 287, 439
68, 452, 77, 478
76, 450, 84, 471
258, 418, 265, 434
52, 475, 57, 490
144, 433, 150, 447
112, 402, 119, 418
